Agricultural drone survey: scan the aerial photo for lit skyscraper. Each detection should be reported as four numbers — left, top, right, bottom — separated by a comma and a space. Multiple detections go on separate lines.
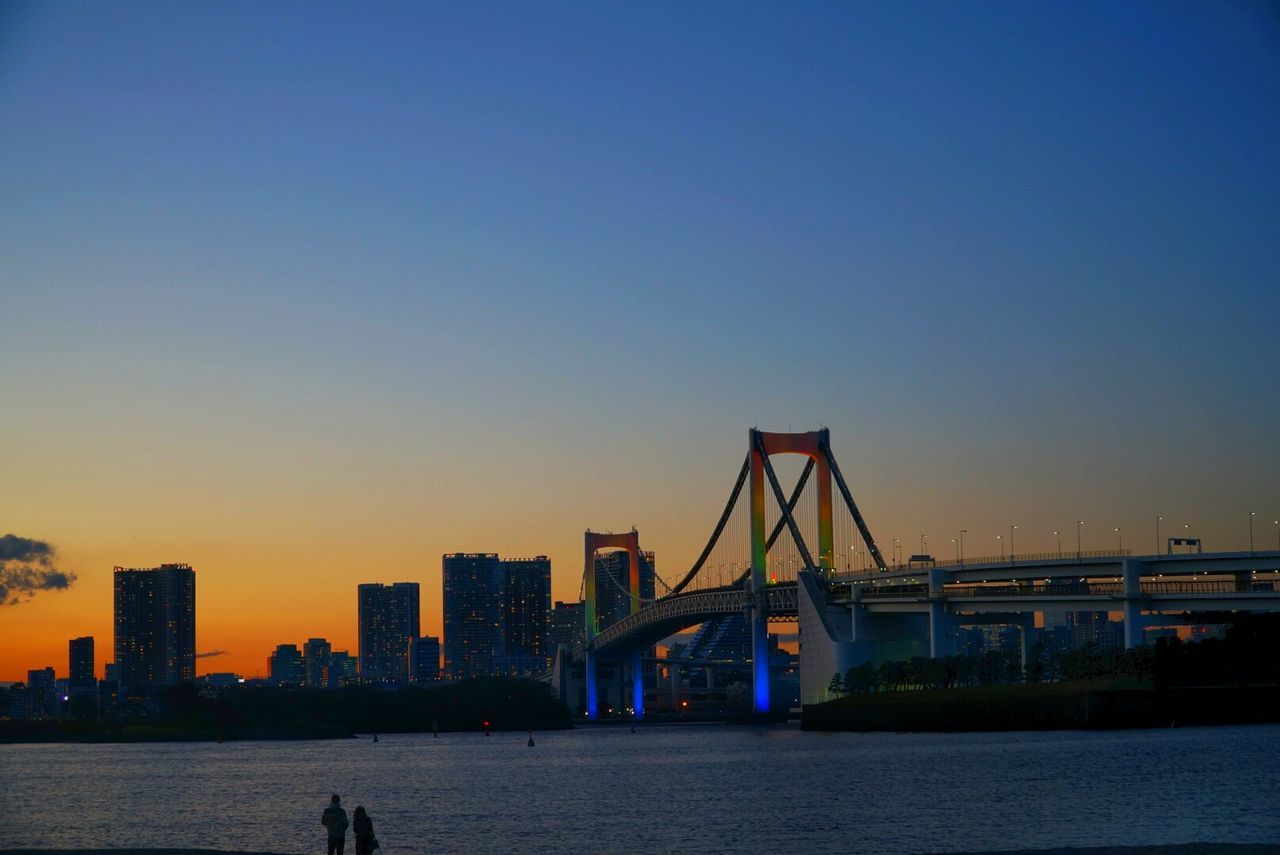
504, 556, 551, 662
442, 553, 505, 680
357, 582, 420, 685
113, 564, 196, 690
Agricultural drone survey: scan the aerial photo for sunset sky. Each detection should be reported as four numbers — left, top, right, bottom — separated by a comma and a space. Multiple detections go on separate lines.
2, 1, 1278, 681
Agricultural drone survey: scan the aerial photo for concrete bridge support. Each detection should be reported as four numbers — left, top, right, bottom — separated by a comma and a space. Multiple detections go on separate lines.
1122, 558, 1146, 650
929, 569, 957, 659
584, 650, 598, 719
797, 570, 858, 706
632, 649, 644, 719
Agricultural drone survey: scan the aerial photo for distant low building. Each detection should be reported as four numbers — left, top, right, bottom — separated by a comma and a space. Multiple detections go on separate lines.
302, 638, 331, 688
267, 644, 304, 685
408, 636, 441, 683
26, 667, 56, 719
68, 636, 97, 704
329, 650, 358, 688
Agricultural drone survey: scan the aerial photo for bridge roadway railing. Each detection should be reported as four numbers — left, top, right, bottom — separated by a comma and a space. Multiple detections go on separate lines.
587, 583, 799, 652
852, 549, 1131, 574
856, 579, 1274, 600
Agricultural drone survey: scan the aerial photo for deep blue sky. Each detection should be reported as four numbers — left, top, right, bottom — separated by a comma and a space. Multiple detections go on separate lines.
2, 1, 1278, 672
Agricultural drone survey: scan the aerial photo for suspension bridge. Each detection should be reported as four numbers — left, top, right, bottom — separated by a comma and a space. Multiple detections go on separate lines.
552, 429, 1280, 719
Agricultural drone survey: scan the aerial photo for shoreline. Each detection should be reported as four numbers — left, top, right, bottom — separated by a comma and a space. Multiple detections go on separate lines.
3, 846, 1278, 855
802, 681, 1280, 732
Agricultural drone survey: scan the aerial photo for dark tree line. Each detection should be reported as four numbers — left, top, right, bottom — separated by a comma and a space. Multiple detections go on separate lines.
827, 615, 1280, 698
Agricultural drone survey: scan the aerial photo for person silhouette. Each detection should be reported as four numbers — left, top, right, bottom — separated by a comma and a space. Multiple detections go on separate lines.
353, 805, 379, 855
321, 794, 349, 855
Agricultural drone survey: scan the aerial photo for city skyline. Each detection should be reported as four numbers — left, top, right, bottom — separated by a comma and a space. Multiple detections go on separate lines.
3, 2, 1279, 682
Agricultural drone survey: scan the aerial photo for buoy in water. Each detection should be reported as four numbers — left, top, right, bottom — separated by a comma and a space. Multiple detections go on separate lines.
373, 733, 379, 743
527, 731, 535, 747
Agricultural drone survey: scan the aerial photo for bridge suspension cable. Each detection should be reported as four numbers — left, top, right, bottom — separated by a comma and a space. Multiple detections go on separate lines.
668, 454, 750, 594
821, 437, 887, 571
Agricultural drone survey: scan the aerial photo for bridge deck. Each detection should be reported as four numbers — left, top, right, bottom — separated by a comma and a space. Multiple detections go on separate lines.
584, 551, 1280, 654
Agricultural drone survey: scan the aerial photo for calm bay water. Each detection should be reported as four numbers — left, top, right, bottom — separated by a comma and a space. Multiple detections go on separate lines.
3, 723, 1279, 854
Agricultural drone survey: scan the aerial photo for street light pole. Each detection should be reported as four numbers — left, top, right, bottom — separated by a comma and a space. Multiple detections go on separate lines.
922, 534, 928, 557
1249, 511, 1255, 554
997, 534, 1004, 559
1156, 515, 1162, 556
952, 538, 958, 563
1054, 530, 1061, 557
1076, 521, 1083, 560
1115, 527, 1122, 552
960, 530, 967, 565
1009, 524, 1017, 563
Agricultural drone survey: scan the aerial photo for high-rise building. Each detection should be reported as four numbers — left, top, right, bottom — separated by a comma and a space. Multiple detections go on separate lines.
358, 583, 420, 685
302, 638, 331, 688
549, 600, 584, 649
113, 564, 196, 690
443, 553, 505, 680
69, 636, 95, 686
504, 556, 551, 663
408, 635, 441, 683
268, 644, 304, 685
594, 550, 655, 631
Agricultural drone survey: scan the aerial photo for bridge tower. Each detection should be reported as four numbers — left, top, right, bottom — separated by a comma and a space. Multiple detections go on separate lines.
583, 529, 646, 720
748, 429, 836, 714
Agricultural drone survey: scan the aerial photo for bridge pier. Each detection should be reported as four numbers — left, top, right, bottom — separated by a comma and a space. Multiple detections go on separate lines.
585, 650, 598, 720
747, 595, 771, 714
1122, 558, 1146, 650
632, 649, 644, 720
928, 568, 957, 659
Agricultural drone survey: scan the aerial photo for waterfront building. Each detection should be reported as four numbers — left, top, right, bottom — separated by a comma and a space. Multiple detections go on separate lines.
113, 564, 196, 690
408, 635, 441, 682
443, 553, 505, 680
504, 556, 551, 664
267, 644, 304, 685
358, 582, 421, 685
549, 600, 584, 649
302, 637, 331, 688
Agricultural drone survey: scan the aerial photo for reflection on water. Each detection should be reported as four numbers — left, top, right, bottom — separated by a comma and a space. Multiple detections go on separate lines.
3, 724, 1278, 854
